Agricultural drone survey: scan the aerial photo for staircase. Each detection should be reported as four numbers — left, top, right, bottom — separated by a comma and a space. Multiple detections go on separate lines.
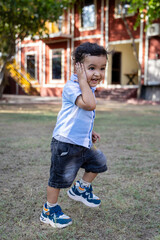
95, 88, 137, 101
6, 60, 40, 96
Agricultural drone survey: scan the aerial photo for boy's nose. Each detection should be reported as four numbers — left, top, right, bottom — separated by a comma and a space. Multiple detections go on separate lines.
93, 71, 100, 76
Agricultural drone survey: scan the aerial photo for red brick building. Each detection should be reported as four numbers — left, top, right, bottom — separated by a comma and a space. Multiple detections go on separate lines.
6, 0, 160, 100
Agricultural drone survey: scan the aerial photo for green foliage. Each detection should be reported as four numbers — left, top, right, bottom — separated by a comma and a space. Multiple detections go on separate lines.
121, 0, 160, 29
0, 0, 76, 61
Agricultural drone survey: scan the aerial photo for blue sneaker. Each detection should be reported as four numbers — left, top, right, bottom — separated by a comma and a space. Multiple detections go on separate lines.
40, 203, 72, 228
67, 181, 101, 207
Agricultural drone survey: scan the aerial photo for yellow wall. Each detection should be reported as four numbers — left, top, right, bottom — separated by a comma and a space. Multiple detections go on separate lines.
107, 43, 139, 85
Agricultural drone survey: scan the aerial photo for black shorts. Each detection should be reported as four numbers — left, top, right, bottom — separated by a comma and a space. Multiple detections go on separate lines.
48, 138, 107, 188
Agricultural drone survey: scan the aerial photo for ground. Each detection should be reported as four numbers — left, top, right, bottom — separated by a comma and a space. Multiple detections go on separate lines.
0, 96, 160, 240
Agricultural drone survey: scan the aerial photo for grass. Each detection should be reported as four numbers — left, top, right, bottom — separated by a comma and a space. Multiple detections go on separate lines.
0, 100, 160, 240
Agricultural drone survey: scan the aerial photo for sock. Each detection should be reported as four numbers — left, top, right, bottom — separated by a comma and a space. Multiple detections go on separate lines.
47, 201, 58, 208
80, 179, 91, 187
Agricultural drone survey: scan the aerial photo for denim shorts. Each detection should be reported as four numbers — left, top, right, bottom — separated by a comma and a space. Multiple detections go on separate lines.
48, 138, 107, 189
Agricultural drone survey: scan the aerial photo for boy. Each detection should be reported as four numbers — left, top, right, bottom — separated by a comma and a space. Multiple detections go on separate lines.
40, 42, 109, 228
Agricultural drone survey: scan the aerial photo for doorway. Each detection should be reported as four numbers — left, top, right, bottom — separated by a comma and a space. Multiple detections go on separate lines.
112, 52, 121, 84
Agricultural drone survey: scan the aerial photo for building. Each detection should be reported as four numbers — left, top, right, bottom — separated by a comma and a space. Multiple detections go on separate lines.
5, 0, 160, 100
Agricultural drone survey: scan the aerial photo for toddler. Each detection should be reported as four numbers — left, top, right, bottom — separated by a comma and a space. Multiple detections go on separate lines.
40, 42, 109, 228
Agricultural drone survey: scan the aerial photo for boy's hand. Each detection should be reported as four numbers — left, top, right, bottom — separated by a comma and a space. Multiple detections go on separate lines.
75, 62, 88, 84
92, 131, 101, 143
75, 62, 96, 111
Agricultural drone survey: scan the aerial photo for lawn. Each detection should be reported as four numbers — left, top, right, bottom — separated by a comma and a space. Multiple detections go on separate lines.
0, 99, 160, 240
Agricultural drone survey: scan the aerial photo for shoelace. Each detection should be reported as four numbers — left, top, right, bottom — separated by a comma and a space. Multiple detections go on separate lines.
50, 205, 63, 217
84, 185, 93, 198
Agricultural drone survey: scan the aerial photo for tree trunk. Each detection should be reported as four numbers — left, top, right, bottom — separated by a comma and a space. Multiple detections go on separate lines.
121, 13, 142, 99
0, 40, 16, 99
0, 63, 7, 99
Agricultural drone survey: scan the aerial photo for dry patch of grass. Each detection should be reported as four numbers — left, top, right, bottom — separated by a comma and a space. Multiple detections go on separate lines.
0, 101, 160, 240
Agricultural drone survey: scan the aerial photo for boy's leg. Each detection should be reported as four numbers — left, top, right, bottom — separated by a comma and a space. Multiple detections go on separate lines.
40, 186, 72, 228
47, 186, 60, 204
82, 171, 98, 183
67, 171, 100, 207
41, 139, 80, 228
67, 146, 107, 208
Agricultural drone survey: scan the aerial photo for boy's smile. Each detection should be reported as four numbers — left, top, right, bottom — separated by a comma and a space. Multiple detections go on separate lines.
83, 55, 107, 87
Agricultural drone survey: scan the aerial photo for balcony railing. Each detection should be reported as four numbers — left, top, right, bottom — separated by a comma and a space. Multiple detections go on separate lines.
6, 60, 40, 95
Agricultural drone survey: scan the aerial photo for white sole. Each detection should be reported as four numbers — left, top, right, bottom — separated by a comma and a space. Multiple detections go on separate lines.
40, 214, 72, 228
67, 189, 100, 208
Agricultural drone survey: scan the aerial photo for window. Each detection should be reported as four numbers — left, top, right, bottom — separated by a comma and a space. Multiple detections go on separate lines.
51, 49, 64, 82
52, 51, 61, 79
115, 0, 133, 18
81, 0, 96, 29
26, 54, 36, 79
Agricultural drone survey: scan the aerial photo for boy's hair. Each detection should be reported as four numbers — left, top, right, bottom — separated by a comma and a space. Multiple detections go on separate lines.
72, 42, 110, 63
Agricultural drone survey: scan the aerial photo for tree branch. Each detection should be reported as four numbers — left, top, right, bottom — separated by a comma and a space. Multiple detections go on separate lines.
121, 12, 142, 98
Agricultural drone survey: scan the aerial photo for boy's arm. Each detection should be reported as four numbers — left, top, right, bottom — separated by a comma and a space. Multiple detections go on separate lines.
75, 63, 96, 111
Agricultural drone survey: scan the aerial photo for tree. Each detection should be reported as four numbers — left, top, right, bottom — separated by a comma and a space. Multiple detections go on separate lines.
0, 0, 76, 98
122, 0, 160, 29
120, 0, 160, 98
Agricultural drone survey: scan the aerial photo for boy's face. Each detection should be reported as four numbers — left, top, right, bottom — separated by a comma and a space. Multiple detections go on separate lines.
83, 55, 107, 87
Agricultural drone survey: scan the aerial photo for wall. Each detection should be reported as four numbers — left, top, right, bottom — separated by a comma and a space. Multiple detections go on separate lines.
109, 0, 140, 42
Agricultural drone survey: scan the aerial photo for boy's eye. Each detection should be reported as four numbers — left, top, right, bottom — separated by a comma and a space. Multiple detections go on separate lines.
89, 67, 95, 70
101, 67, 106, 71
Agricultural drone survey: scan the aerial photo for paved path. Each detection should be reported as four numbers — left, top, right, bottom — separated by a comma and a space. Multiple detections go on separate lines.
0, 94, 62, 104
0, 94, 160, 106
